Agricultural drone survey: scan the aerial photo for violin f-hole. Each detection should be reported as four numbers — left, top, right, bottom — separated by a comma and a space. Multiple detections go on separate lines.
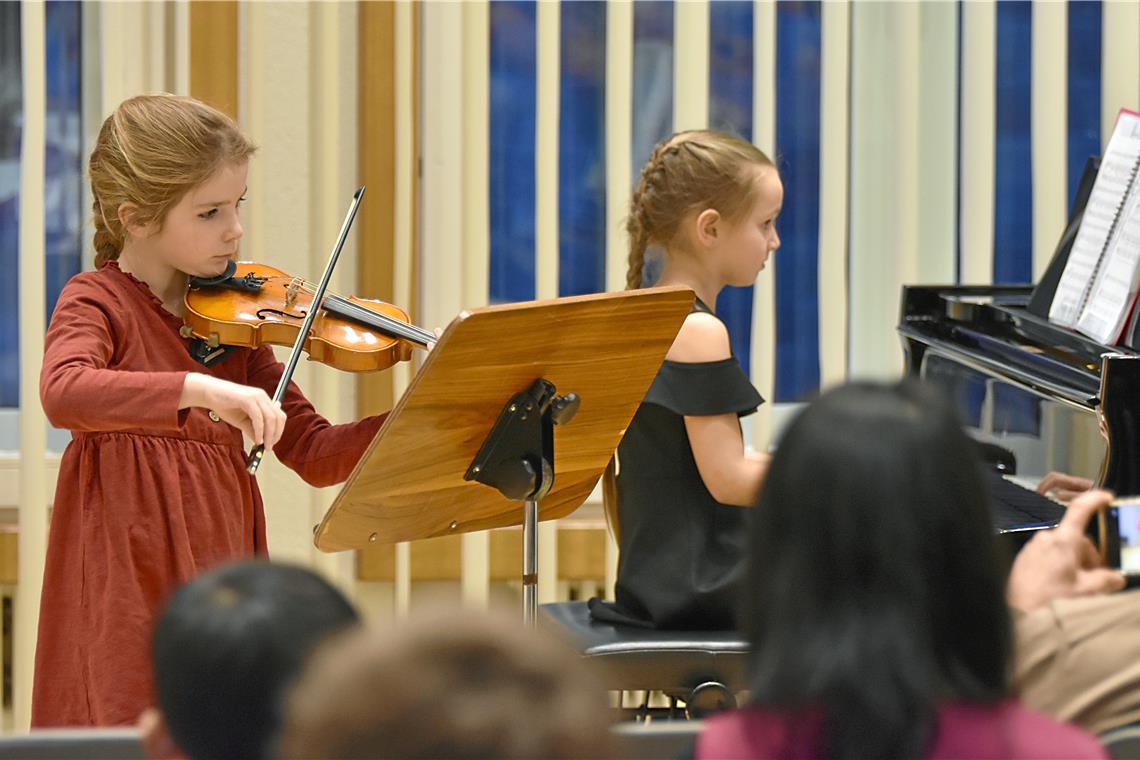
256, 307, 307, 321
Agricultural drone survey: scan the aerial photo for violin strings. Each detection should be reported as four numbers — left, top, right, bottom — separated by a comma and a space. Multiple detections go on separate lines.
287, 278, 435, 346
330, 297, 434, 346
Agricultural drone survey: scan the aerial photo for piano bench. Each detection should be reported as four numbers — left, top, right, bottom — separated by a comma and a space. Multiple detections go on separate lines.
539, 601, 750, 718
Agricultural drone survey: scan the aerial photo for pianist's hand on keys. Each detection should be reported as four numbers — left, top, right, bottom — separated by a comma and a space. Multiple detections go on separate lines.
1036, 472, 1095, 503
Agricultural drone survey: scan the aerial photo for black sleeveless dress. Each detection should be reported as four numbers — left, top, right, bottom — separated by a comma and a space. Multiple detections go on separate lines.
589, 300, 763, 630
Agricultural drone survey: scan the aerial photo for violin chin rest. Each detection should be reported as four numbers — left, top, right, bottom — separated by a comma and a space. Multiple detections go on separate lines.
188, 259, 238, 288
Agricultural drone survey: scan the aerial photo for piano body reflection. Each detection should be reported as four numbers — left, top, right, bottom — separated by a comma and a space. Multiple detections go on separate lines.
898, 283, 1140, 542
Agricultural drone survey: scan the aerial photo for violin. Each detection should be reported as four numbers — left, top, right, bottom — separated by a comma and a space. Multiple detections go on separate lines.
182, 260, 434, 373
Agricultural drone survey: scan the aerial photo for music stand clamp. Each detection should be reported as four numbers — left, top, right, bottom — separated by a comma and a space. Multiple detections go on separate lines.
465, 379, 580, 625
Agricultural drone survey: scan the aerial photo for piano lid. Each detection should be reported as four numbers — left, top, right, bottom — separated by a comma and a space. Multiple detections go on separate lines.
898, 285, 1135, 409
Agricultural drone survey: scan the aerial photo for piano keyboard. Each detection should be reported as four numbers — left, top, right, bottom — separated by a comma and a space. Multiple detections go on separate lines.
984, 471, 1067, 533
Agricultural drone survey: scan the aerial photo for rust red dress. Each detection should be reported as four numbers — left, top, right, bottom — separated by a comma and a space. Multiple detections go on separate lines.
31, 261, 385, 727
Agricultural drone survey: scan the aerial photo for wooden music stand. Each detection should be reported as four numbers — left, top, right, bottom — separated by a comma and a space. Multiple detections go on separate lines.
314, 286, 694, 623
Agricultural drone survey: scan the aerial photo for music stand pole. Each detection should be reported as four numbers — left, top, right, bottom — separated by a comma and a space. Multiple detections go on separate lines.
523, 498, 538, 623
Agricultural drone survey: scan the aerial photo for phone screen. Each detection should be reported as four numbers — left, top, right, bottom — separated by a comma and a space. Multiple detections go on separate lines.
1106, 498, 1140, 574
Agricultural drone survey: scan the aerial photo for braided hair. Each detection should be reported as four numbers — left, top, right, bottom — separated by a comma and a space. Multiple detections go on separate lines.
625, 130, 773, 289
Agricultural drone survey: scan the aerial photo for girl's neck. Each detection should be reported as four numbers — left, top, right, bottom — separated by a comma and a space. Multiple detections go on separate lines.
655, 256, 723, 313
116, 245, 187, 316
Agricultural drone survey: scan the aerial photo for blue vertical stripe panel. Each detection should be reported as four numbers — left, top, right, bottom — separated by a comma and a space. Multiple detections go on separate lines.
626, 0, 673, 288
993, 1, 1033, 285
631, 0, 674, 184
1, 1, 82, 408
1067, 0, 1102, 211
774, 1, 822, 402
709, 0, 755, 372
1, 2, 20, 407
45, 0, 83, 321
558, 1, 607, 297
489, 1, 537, 303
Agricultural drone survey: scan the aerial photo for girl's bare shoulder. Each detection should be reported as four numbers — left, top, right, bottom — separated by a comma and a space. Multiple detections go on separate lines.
665, 311, 731, 363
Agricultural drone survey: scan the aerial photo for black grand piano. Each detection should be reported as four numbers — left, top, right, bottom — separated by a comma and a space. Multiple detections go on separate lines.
898, 158, 1140, 542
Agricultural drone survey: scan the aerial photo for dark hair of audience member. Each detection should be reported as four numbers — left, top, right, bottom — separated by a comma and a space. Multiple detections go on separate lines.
152, 560, 359, 760
279, 610, 614, 759
743, 380, 1011, 760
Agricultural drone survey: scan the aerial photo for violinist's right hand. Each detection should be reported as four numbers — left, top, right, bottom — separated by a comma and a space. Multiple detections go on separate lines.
180, 373, 287, 451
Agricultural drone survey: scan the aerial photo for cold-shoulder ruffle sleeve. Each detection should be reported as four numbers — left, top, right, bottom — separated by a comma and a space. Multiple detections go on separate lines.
642, 358, 763, 417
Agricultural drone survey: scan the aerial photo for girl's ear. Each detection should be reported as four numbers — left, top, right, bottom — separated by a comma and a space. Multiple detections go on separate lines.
695, 208, 721, 247
117, 202, 150, 239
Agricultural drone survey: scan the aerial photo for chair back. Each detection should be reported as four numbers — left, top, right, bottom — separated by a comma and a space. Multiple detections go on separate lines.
0, 729, 145, 759
1102, 724, 1140, 760
610, 720, 703, 759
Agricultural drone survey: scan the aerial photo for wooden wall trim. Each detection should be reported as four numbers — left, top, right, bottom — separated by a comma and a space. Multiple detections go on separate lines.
188, 1, 238, 117
357, 1, 398, 418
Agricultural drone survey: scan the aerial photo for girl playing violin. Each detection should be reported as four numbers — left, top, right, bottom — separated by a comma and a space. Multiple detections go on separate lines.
589, 130, 781, 630
33, 94, 386, 727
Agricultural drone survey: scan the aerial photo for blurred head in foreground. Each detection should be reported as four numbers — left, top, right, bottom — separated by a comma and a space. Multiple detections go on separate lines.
280, 609, 613, 759
142, 560, 359, 760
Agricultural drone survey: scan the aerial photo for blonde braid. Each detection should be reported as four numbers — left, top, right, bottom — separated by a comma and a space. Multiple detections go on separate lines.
625, 209, 650, 290
625, 139, 676, 290
91, 199, 123, 268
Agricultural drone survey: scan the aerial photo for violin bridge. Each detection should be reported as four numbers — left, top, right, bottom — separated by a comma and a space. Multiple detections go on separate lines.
285, 278, 302, 310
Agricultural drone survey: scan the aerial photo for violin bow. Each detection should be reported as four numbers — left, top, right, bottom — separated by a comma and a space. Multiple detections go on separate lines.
246, 186, 366, 475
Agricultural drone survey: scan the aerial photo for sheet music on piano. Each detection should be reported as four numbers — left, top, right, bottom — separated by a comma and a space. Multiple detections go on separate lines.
1049, 108, 1140, 343
1110, 182, 1140, 346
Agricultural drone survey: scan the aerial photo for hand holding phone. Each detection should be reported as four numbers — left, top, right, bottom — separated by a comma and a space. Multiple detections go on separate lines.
1008, 490, 1126, 611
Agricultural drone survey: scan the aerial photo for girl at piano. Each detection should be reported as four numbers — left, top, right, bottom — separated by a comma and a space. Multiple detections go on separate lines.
589, 130, 781, 629
696, 381, 1106, 759
33, 94, 387, 728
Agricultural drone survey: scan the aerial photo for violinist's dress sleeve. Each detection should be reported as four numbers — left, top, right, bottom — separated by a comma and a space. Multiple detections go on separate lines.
245, 346, 387, 487
39, 275, 189, 431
